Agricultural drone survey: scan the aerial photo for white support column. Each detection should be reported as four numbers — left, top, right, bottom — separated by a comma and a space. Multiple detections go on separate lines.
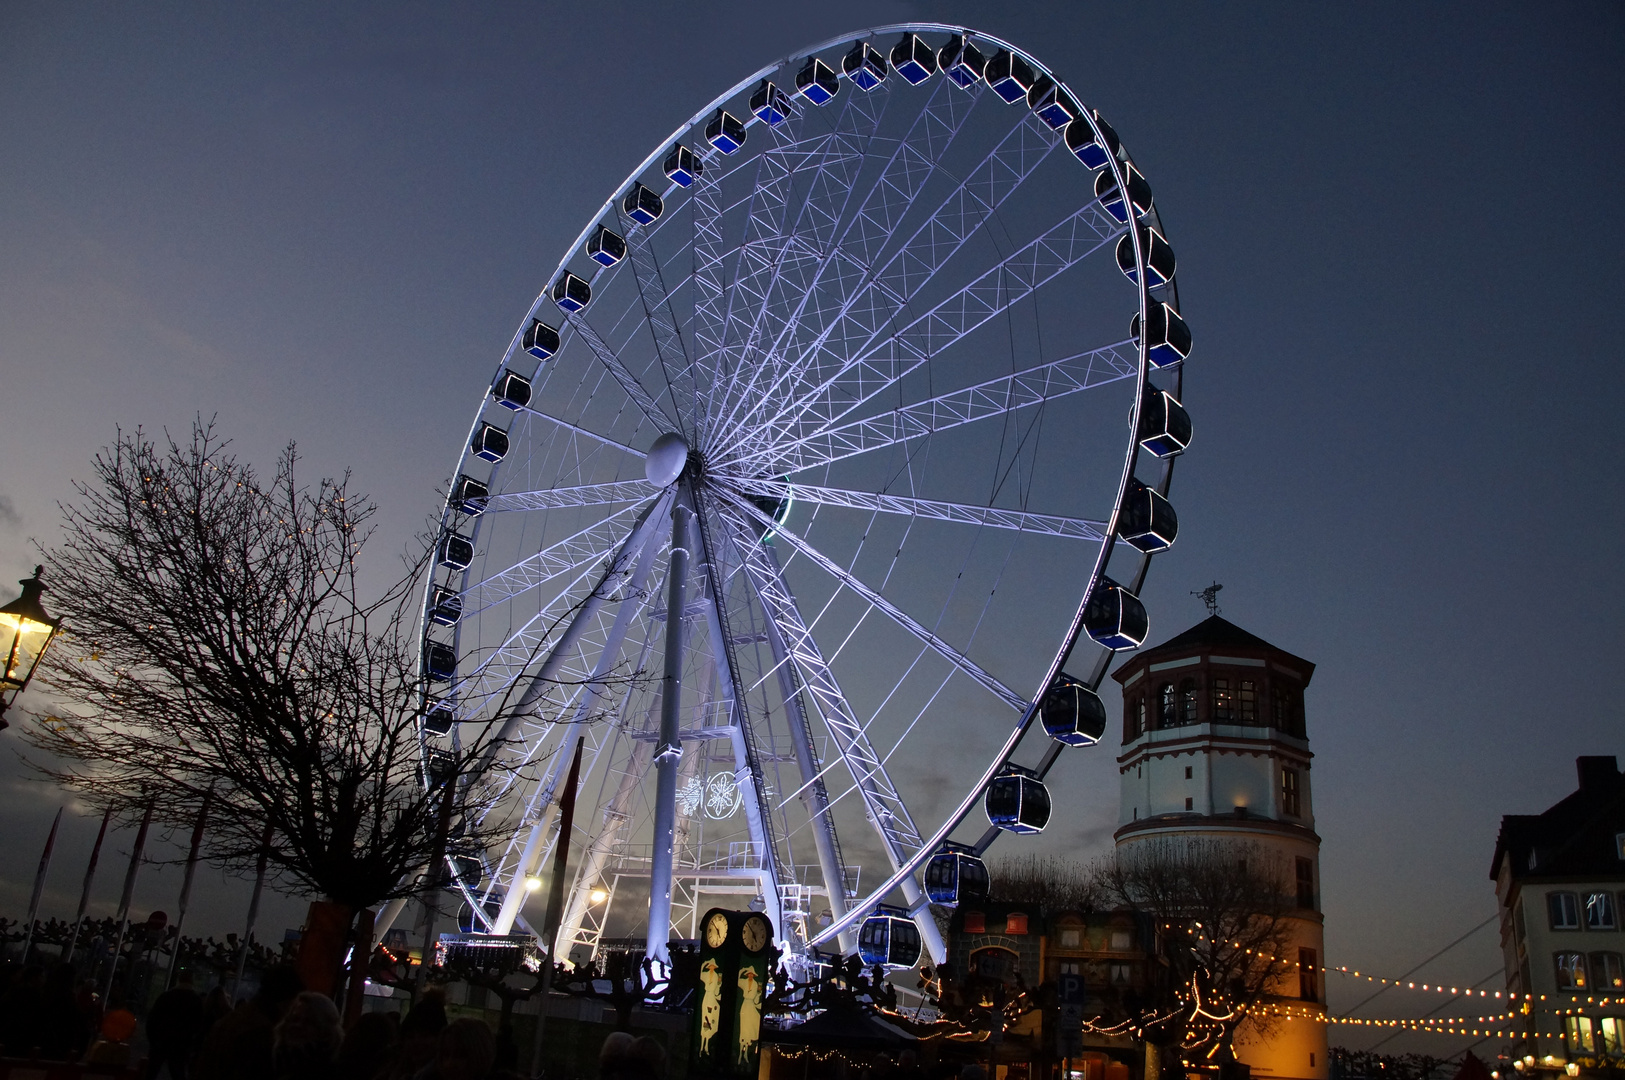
645, 487, 693, 964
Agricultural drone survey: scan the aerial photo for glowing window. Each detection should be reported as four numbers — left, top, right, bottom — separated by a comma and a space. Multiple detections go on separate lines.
1158, 683, 1175, 726
1006, 913, 1029, 935
1239, 680, 1257, 723
1555, 951, 1588, 991
1565, 1015, 1595, 1056
963, 911, 986, 933
1179, 679, 1198, 724
1212, 677, 1232, 721
1060, 929, 1081, 948
1592, 952, 1624, 991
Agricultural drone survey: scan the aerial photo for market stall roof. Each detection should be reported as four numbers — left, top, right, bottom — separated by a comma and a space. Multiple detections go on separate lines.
762, 1006, 919, 1050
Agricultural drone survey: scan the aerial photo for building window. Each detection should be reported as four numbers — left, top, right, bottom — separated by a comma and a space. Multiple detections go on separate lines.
1273, 685, 1288, 728
1060, 929, 1081, 948
1601, 1017, 1624, 1057
1592, 952, 1625, 991
1179, 678, 1198, 723
1212, 677, 1233, 722
962, 911, 986, 934
1239, 680, 1258, 723
1185, 765, 1193, 780
1158, 683, 1175, 727
1282, 768, 1302, 818
1296, 857, 1316, 910
1110, 929, 1134, 951
1298, 948, 1319, 1001
1555, 951, 1589, 991
1587, 892, 1617, 930
1110, 963, 1132, 985
1006, 913, 1029, 935
1059, 960, 1082, 975
1550, 892, 1581, 930
1185, 797, 1194, 811
1134, 699, 1146, 738
1565, 1015, 1595, 1057
1616, 832, 1625, 860
972, 947, 1017, 982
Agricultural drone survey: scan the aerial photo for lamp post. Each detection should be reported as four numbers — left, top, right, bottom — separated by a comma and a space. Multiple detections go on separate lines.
0, 566, 62, 731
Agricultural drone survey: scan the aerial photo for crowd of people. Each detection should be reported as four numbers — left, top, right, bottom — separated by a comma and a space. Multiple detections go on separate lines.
0, 958, 668, 1080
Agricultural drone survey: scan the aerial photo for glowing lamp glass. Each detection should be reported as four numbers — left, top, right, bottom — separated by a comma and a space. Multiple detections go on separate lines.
523, 875, 542, 893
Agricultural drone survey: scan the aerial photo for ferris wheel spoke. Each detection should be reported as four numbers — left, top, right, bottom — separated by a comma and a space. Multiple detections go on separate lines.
730, 478, 1109, 542
719, 491, 1028, 713
729, 338, 1138, 477
564, 312, 677, 431
460, 497, 659, 616
732, 112, 1064, 456
712, 79, 979, 449
618, 209, 701, 439
483, 480, 657, 514
514, 405, 648, 461
751, 201, 1127, 462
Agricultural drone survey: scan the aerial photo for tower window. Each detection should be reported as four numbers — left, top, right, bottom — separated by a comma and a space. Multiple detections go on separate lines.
1185, 765, 1193, 780
1212, 677, 1232, 721
1133, 698, 1146, 739
1184, 797, 1193, 810
1158, 682, 1175, 727
1239, 680, 1257, 723
1179, 678, 1198, 724
1296, 856, 1316, 909
1298, 948, 1319, 1001
1282, 767, 1301, 817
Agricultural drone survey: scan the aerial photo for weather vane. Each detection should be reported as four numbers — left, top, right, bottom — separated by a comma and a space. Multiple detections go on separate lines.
1192, 581, 1223, 617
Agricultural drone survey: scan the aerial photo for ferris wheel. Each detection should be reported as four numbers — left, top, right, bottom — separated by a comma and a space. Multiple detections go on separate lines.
419, 22, 1190, 970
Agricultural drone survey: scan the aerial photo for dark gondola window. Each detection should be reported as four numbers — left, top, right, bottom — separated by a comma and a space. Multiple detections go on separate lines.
1158, 682, 1175, 727
1212, 677, 1233, 722
1239, 680, 1258, 723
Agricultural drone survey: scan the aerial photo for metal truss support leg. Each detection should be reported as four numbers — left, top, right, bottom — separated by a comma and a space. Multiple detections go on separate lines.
645, 487, 693, 965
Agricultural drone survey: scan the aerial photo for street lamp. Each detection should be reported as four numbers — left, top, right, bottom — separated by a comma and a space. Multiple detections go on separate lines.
0, 566, 62, 731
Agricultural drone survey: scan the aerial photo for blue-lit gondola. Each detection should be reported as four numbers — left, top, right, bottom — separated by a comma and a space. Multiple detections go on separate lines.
586, 224, 626, 267
622, 182, 664, 226
429, 586, 463, 627
1095, 162, 1153, 223
937, 34, 985, 89
663, 145, 702, 188
1137, 387, 1191, 458
450, 475, 488, 516
424, 641, 457, 681
552, 272, 592, 313
491, 370, 531, 410
1081, 577, 1148, 650
1115, 225, 1176, 288
984, 48, 1035, 104
1040, 674, 1108, 746
925, 843, 990, 907
889, 33, 937, 85
750, 80, 792, 126
795, 57, 839, 105
1065, 114, 1119, 170
705, 109, 746, 154
985, 764, 1051, 834
842, 41, 886, 91
857, 905, 922, 968
439, 533, 474, 572
471, 422, 508, 463
523, 319, 559, 361
421, 697, 455, 736
1030, 80, 1077, 130
1130, 299, 1191, 368
1118, 479, 1177, 554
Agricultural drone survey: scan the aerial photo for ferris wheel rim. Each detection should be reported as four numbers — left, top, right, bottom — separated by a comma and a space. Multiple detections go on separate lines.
423, 22, 1186, 959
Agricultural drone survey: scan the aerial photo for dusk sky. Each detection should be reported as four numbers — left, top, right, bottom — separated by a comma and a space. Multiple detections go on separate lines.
2, 2, 1621, 1054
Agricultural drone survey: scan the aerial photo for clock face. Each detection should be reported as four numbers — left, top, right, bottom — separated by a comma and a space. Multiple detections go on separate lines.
741, 914, 770, 953
705, 912, 730, 949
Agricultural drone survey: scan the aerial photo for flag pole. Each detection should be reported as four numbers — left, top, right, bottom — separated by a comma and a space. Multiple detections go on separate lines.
164, 790, 212, 988
232, 822, 273, 1002
531, 736, 586, 1077
20, 808, 63, 964
64, 808, 112, 964
102, 799, 154, 1005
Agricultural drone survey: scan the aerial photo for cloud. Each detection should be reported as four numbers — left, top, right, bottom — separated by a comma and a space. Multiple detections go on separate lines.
0, 496, 18, 529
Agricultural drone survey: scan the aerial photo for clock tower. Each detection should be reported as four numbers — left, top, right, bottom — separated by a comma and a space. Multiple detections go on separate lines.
1111, 615, 1327, 1080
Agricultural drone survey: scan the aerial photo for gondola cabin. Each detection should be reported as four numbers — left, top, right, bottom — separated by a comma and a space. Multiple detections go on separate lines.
749, 80, 792, 126
491, 370, 531, 410
586, 224, 626, 267
424, 641, 457, 682
984, 49, 1035, 103
1137, 387, 1191, 458
1118, 479, 1178, 554
471, 422, 509, 463
1065, 114, 1119, 170
842, 41, 886, 91
925, 843, 990, 906
552, 272, 592, 313
1095, 162, 1154, 223
985, 764, 1051, 834
1081, 577, 1148, 650
523, 319, 559, 361
1116, 225, 1176, 289
1040, 674, 1108, 746
705, 109, 746, 154
1030, 81, 1077, 130
1130, 299, 1191, 368
795, 57, 839, 105
422, 697, 455, 736
622, 182, 664, 225
857, 906, 922, 968
889, 33, 937, 85
450, 475, 488, 515
439, 533, 474, 572
938, 34, 985, 89
663, 144, 702, 188
429, 586, 463, 627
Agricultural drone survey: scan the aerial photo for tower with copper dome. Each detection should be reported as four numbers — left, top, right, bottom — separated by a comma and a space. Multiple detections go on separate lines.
1111, 615, 1328, 1080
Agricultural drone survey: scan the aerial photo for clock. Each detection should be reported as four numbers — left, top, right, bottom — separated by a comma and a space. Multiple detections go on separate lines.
741, 914, 771, 953
705, 911, 731, 949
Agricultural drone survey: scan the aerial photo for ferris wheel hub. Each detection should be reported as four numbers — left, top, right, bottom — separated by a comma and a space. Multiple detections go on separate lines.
645, 432, 691, 487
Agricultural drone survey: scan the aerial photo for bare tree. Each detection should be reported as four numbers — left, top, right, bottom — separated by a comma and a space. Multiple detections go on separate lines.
1093, 837, 1300, 1064
20, 421, 499, 918
989, 853, 1101, 910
